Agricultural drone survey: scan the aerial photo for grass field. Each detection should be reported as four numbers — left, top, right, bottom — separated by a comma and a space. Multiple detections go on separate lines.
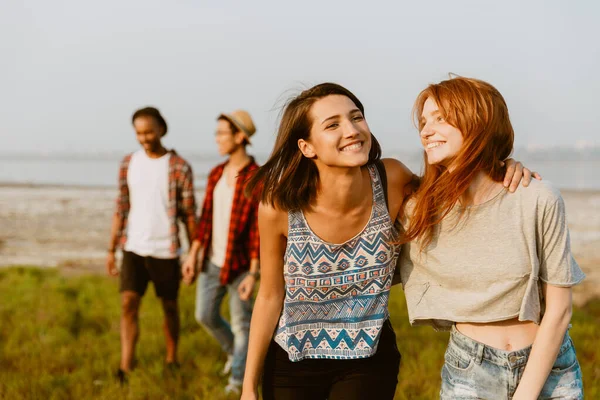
0, 267, 598, 399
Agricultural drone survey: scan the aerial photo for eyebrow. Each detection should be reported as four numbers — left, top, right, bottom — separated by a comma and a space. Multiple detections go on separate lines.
321, 108, 362, 125
420, 109, 441, 121
422, 109, 440, 117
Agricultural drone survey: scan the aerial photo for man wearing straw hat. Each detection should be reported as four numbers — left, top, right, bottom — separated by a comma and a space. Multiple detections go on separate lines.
182, 110, 260, 395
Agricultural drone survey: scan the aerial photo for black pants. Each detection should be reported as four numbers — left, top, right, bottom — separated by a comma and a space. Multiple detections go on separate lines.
262, 320, 401, 400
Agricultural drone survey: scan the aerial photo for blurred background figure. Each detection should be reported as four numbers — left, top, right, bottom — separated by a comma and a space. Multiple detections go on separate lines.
106, 107, 197, 383
182, 110, 260, 395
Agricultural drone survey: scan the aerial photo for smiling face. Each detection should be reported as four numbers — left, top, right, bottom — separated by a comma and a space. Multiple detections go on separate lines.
133, 115, 164, 153
298, 94, 371, 168
420, 97, 464, 167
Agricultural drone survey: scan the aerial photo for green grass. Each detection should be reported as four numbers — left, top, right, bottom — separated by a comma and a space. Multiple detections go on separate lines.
0, 267, 598, 399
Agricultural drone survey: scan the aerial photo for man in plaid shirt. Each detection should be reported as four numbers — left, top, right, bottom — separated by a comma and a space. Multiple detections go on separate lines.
182, 110, 260, 395
106, 107, 196, 383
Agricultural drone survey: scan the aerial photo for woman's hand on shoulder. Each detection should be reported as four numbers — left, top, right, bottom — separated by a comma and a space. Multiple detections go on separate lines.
502, 158, 542, 192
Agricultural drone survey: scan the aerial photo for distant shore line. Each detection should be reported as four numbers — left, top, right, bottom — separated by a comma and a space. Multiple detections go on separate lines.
1, 145, 600, 158
0, 182, 209, 191
1, 181, 599, 194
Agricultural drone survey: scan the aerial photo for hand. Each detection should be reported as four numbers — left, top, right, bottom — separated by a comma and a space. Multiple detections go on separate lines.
237, 274, 257, 302
181, 254, 197, 285
502, 159, 542, 192
106, 252, 119, 276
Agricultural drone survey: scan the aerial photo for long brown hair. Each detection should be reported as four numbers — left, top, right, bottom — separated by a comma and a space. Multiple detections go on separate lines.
403, 76, 514, 249
245, 83, 382, 211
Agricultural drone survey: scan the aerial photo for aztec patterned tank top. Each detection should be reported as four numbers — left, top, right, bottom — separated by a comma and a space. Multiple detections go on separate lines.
274, 164, 400, 361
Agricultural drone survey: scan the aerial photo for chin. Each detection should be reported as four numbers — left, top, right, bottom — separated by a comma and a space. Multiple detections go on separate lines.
425, 152, 445, 165
346, 155, 370, 167
426, 157, 445, 166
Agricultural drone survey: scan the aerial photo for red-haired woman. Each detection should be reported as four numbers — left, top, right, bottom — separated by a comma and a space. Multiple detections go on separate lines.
400, 76, 585, 399
240, 82, 533, 400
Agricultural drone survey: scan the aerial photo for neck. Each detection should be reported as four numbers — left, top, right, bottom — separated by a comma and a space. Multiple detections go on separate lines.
315, 165, 367, 213
461, 171, 504, 206
227, 146, 251, 169
145, 145, 167, 159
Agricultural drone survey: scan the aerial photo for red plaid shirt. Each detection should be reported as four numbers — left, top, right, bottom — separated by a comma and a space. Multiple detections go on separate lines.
196, 158, 260, 285
114, 150, 196, 257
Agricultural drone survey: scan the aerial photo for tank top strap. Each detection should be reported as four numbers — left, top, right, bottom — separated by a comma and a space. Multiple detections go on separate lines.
288, 208, 309, 238
367, 163, 388, 217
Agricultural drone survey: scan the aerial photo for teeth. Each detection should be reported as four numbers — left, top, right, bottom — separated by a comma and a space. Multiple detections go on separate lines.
342, 142, 362, 152
427, 142, 444, 149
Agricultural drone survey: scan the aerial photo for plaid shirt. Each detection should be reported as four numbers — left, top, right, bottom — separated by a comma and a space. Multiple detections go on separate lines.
114, 150, 196, 257
196, 158, 260, 285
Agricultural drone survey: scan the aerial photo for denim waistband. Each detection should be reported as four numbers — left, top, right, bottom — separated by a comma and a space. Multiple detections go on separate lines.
449, 325, 573, 370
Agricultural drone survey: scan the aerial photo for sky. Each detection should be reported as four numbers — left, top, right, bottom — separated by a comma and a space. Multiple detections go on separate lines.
1, 0, 599, 156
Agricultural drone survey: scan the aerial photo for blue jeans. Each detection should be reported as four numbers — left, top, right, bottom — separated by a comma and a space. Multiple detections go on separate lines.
195, 261, 252, 381
441, 325, 583, 399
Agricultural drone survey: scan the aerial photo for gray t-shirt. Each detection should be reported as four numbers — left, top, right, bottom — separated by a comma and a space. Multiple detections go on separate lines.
399, 180, 585, 331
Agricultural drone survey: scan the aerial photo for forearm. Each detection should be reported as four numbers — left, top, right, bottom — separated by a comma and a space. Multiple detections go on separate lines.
187, 239, 203, 258
513, 309, 572, 399
242, 292, 284, 392
108, 214, 124, 251
249, 259, 260, 274
185, 216, 196, 247
182, 167, 197, 245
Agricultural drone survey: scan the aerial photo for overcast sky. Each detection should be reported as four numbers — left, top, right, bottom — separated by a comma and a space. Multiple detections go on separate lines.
1, 0, 599, 155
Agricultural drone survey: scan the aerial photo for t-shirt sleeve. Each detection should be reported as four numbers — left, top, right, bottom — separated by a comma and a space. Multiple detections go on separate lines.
539, 193, 586, 286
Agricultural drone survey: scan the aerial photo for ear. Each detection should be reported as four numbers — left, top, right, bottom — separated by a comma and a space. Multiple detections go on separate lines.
298, 139, 316, 158
234, 131, 246, 145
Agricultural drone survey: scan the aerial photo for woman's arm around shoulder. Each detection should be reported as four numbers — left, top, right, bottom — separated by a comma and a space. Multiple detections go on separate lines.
241, 202, 288, 400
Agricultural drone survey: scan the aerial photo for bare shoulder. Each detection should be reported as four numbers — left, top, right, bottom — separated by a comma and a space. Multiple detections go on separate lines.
381, 158, 415, 187
379, 158, 418, 220
258, 202, 288, 236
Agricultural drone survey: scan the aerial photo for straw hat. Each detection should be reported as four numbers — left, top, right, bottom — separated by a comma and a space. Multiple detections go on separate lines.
218, 110, 256, 143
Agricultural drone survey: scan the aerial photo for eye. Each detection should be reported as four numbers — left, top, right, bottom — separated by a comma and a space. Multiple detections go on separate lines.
352, 115, 364, 122
436, 116, 445, 123
326, 123, 339, 129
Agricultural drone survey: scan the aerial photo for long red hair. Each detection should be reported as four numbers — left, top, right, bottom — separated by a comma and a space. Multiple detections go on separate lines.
403, 76, 514, 249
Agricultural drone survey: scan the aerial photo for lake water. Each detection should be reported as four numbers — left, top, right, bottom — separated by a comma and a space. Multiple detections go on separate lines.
1, 150, 599, 191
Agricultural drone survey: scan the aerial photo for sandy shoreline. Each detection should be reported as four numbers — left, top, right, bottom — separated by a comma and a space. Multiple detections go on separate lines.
1, 185, 599, 305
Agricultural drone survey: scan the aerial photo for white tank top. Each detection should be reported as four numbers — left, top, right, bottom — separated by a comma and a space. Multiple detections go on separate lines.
124, 150, 172, 258
209, 170, 235, 267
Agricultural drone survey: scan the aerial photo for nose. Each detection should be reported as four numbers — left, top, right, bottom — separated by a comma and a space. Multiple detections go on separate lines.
420, 123, 434, 139
342, 118, 360, 138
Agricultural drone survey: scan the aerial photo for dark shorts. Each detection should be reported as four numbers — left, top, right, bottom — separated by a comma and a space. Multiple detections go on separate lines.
119, 251, 181, 301
262, 319, 401, 400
